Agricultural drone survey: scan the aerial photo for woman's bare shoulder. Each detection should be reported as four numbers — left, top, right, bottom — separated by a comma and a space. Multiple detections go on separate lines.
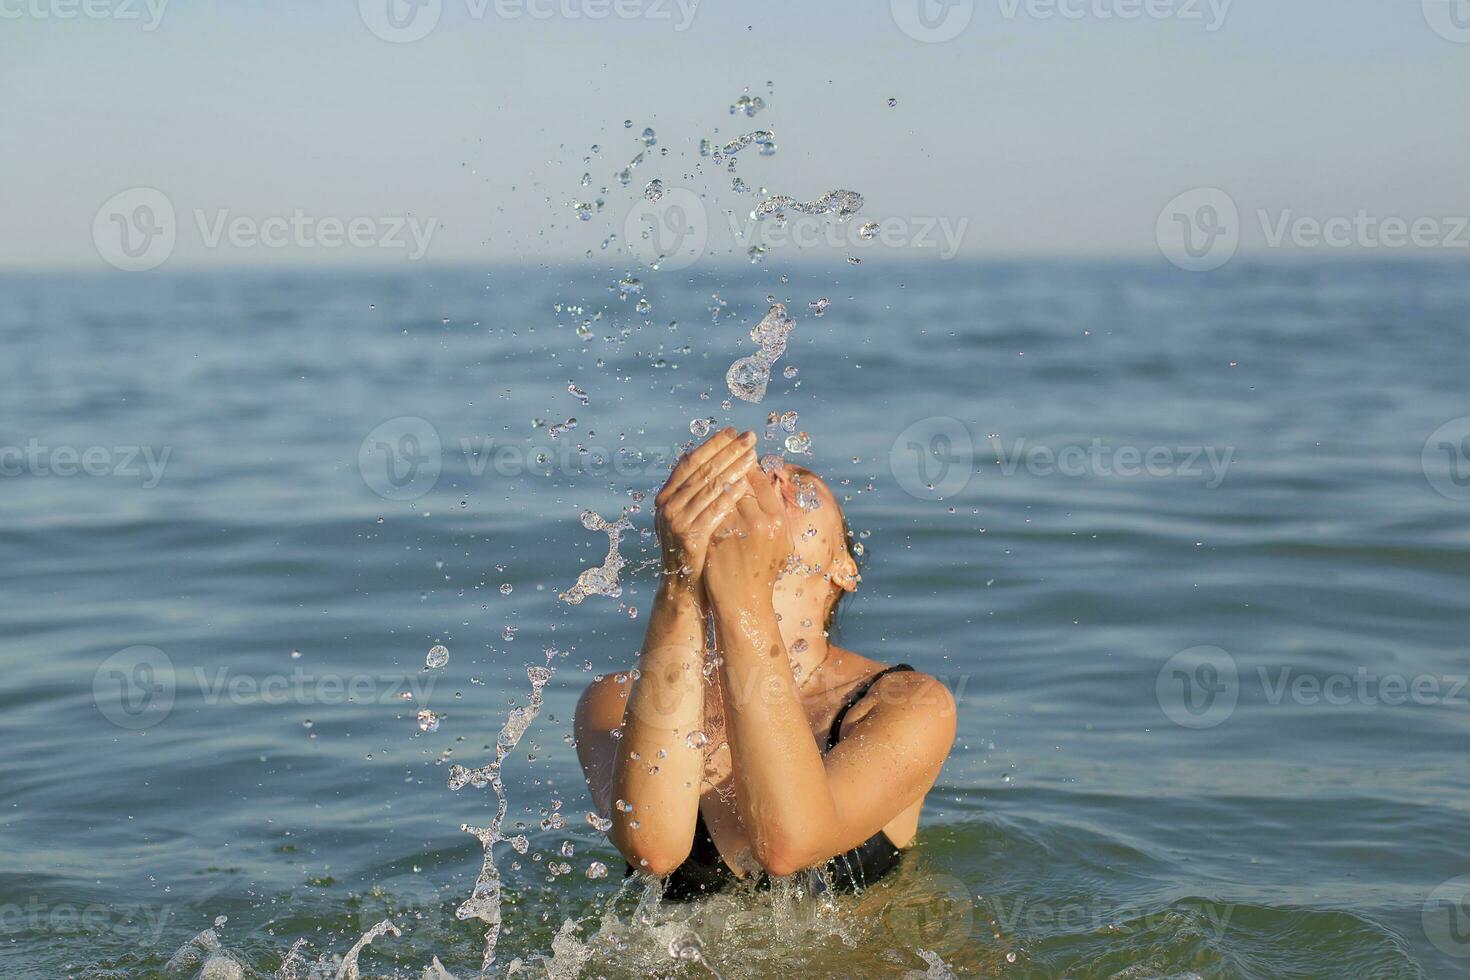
827, 649, 955, 728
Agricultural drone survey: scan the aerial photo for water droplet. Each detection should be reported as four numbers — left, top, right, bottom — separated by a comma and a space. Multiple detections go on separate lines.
586, 861, 609, 879
500, 583, 512, 595
785, 431, 812, 455
417, 709, 441, 733
690, 417, 713, 438
643, 178, 663, 202
730, 94, 766, 117
685, 730, 709, 749
425, 645, 449, 670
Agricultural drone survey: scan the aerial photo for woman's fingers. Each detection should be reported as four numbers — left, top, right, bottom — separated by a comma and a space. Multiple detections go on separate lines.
657, 429, 737, 505
681, 449, 758, 517
747, 464, 785, 518
666, 432, 756, 511
690, 482, 746, 536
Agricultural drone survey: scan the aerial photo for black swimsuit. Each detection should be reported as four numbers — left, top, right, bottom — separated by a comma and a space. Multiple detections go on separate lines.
629, 663, 917, 901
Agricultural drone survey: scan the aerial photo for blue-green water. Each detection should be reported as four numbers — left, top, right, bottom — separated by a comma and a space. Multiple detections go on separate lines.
2, 260, 1468, 978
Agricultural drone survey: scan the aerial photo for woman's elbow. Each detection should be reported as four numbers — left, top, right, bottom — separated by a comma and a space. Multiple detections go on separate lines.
752, 837, 822, 878
638, 851, 689, 877
612, 830, 690, 877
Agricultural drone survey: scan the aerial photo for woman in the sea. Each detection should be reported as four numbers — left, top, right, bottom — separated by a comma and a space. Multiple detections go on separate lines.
575, 428, 957, 899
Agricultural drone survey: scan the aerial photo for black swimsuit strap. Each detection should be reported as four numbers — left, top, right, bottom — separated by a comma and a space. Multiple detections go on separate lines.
826, 664, 916, 750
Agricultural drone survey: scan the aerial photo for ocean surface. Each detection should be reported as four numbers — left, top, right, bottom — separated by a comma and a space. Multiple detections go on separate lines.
2, 259, 1468, 978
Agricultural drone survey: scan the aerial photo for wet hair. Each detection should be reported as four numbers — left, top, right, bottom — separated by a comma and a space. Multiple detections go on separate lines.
786, 464, 864, 633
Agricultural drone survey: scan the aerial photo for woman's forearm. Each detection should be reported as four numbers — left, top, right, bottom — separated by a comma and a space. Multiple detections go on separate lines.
608, 580, 708, 873
710, 595, 839, 875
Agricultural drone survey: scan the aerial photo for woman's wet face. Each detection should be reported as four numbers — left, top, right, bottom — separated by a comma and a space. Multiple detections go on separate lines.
769, 464, 850, 584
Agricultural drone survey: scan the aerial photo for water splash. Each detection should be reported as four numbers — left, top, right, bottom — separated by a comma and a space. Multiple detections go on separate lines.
446, 650, 558, 969
161, 927, 246, 979
337, 920, 403, 980
559, 509, 634, 604
714, 130, 775, 163
754, 189, 864, 221
725, 303, 796, 403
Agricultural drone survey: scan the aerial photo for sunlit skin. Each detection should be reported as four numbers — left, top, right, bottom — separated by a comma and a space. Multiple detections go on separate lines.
575, 428, 957, 879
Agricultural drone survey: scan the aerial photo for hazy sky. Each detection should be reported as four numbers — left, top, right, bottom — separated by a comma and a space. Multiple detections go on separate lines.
4, 0, 1468, 269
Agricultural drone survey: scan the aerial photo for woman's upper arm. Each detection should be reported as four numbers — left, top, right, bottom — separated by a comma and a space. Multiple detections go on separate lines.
819, 672, 957, 853
574, 677, 628, 817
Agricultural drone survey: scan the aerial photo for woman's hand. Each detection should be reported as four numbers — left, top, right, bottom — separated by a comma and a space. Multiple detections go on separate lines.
654, 428, 758, 589
703, 465, 793, 606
